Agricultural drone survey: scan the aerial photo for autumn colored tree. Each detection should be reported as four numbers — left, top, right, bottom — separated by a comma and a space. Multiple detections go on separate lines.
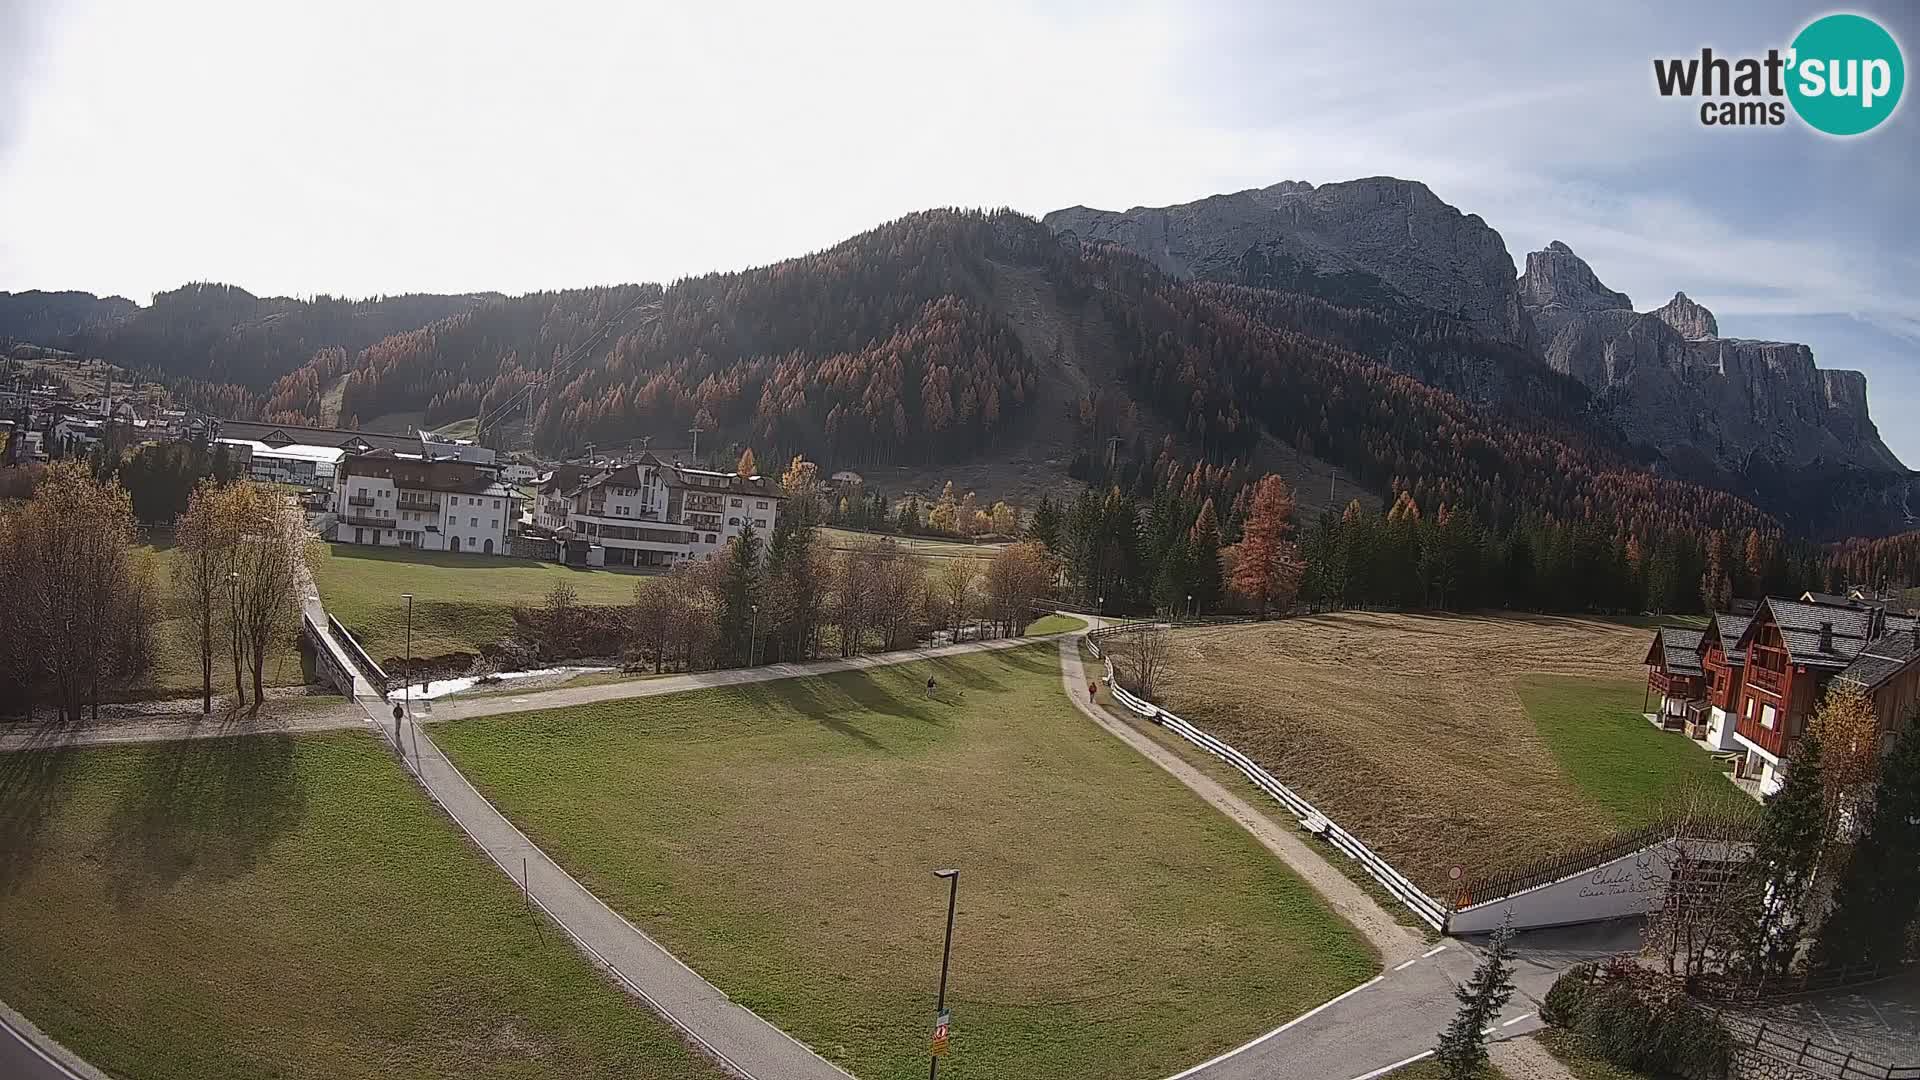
173, 479, 239, 713
0, 461, 154, 720
736, 447, 758, 478
1225, 474, 1303, 615
1808, 681, 1884, 832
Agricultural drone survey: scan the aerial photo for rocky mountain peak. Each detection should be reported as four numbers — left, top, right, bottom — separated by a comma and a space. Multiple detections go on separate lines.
1043, 177, 1529, 345
1651, 291, 1718, 339
1516, 241, 1632, 322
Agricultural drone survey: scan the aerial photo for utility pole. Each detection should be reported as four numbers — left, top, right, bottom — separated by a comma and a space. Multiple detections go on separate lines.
1105, 435, 1121, 474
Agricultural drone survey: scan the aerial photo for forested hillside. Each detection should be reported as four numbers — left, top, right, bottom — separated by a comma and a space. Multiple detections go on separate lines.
20, 209, 1912, 596
45, 283, 490, 418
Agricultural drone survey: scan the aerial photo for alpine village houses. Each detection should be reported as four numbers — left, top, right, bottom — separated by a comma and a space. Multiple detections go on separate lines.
542, 451, 783, 568
1647, 592, 1920, 796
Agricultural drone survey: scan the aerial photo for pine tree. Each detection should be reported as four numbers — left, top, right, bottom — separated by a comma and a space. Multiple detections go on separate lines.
1027, 494, 1062, 551
1187, 498, 1224, 612
1732, 733, 1826, 975
1811, 709, 1920, 971
719, 525, 763, 665
1434, 918, 1516, 1079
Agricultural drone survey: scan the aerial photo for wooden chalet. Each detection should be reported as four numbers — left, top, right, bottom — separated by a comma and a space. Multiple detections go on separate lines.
1644, 626, 1707, 731
1730, 597, 1920, 796
1697, 613, 1750, 752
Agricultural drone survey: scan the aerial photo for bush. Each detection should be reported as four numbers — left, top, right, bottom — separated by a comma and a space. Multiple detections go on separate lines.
1542, 963, 1734, 1080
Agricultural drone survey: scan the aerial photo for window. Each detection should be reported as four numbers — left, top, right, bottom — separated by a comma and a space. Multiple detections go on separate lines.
706, 533, 717, 544
728, 517, 740, 526
757, 500, 768, 509
755, 519, 768, 529
1760, 704, 1778, 730
730, 497, 743, 507
493, 499, 501, 509
490, 520, 498, 530
470, 517, 479, 527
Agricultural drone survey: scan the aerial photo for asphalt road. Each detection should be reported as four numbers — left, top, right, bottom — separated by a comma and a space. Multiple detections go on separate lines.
0, 1004, 92, 1080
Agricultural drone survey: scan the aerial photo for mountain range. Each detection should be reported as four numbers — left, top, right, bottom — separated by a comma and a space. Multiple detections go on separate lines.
3, 179, 1913, 541
1046, 179, 1913, 537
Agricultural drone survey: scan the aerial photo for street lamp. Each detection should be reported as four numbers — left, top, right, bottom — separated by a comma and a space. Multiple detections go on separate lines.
750, 602, 760, 667
929, 868, 959, 1080
227, 572, 239, 711
1097, 595, 1104, 616
402, 592, 414, 721
1186, 593, 1194, 620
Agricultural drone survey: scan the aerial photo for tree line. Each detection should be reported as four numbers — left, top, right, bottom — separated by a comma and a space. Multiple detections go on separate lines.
0, 463, 303, 718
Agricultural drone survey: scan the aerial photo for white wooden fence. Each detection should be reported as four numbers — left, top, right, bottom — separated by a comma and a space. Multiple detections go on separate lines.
1085, 626, 1451, 931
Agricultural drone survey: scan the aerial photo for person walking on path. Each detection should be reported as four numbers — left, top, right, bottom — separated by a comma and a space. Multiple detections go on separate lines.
1087, 679, 1099, 701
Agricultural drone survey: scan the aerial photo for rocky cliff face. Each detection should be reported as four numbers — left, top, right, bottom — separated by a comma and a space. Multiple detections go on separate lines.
1045, 177, 1532, 345
1519, 243, 1907, 527
1517, 241, 1632, 338
1651, 291, 1717, 340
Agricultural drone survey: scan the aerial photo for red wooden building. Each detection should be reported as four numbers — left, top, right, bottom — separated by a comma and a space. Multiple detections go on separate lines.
1644, 626, 1707, 731
1698, 613, 1750, 752
1730, 598, 1920, 796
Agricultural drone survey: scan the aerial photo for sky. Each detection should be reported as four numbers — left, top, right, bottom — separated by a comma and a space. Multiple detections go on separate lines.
1, 0, 1914, 463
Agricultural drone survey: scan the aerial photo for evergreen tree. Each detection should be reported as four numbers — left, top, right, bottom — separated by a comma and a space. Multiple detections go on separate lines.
1733, 733, 1826, 975
1435, 918, 1516, 1079
1811, 709, 1920, 970
719, 525, 763, 665
1027, 493, 1062, 551
1187, 498, 1224, 612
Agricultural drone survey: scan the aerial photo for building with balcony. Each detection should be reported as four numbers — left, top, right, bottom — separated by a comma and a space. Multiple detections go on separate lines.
1644, 627, 1707, 731
1726, 597, 1919, 796
555, 452, 783, 568
1698, 613, 1751, 751
328, 447, 519, 554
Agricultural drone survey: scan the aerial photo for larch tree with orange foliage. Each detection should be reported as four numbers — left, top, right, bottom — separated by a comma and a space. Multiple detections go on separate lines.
1225, 474, 1303, 615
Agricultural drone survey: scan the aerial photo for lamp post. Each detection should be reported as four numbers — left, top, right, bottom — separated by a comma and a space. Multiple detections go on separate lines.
930, 868, 959, 1080
750, 602, 760, 667
228, 572, 240, 710
402, 592, 414, 720
1186, 593, 1193, 621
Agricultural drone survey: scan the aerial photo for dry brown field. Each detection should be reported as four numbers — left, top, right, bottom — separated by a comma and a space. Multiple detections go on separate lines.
1152, 610, 1727, 893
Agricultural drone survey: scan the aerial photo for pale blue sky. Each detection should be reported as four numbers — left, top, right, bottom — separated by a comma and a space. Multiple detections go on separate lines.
0, 0, 1912, 464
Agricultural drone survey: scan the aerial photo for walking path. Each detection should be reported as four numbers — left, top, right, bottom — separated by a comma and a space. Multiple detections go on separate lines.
1062, 622, 1623, 1080
385, 710, 852, 1080
0, 999, 105, 1080
429, 633, 1046, 721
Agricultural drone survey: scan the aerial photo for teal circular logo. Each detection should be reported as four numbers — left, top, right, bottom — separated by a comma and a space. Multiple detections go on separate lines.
1787, 14, 1904, 135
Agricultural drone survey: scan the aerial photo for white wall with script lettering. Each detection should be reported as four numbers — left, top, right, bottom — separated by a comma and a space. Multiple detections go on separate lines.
1448, 839, 1750, 934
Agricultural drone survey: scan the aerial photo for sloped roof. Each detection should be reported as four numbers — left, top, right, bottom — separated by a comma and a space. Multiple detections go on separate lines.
1837, 623, 1920, 691
1741, 597, 1920, 670
1645, 627, 1706, 676
1706, 612, 1750, 666
218, 418, 422, 455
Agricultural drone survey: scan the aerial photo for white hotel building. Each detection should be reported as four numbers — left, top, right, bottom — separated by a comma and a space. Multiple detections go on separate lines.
556, 452, 782, 567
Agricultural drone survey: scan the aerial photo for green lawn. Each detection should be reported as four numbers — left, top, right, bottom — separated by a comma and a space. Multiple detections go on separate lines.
1519, 675, 1753, 825
1024, 613, 1086, 636
435, 645, 1377, 1080
135, 544, 308, 701
0, 732, 722, 1080
307, 542, 646, 663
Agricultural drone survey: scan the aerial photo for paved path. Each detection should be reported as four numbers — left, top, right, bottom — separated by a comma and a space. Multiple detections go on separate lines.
1064, 624, 1636, 1080
0, 1000, 104, 1080
385, 709, 852, 1080
0, 701, 367, 752
430, 633, 1048, 721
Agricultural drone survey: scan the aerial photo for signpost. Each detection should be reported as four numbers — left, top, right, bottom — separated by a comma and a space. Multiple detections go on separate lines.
929, 869, 959, 1078
930, 1009, 950, 1058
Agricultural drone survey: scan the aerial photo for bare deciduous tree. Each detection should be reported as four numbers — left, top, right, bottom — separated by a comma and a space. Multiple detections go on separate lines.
1107, 626, 1171, 699
225, 486, 304, 709
173, 479, 238, 713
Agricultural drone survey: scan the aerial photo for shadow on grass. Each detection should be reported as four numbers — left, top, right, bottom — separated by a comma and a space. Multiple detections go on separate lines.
0, 727, 83, 895
100, 734, 307, 905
